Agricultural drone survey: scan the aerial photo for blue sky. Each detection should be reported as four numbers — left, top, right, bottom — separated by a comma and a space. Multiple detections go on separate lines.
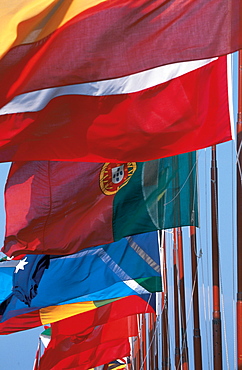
0, 52, 239, 369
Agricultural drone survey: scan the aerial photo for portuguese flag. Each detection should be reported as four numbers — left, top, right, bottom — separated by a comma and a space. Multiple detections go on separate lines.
3, 152, 198, 257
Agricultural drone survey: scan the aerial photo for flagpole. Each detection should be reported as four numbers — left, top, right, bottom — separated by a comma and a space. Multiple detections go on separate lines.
148, 312, 156, 370
145, 313, 150, 370
177, 227, 189, 369
161, 231, 171, 369
189, 226, 203, 370
173, 229, 181, 369
188, 151, 203, 369
156, 291, 163, 370
130, 336, 135, 370
149, 313, 158, 370
133, 318, 141, 370
211, 145, 222, 369
237, 48, 242, 369
140, 313, 147, 370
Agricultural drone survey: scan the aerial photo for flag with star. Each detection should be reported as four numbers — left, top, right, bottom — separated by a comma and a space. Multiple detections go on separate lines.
13, 255, 50, 306
14, 257, 28, 273
0, 232, 161, 324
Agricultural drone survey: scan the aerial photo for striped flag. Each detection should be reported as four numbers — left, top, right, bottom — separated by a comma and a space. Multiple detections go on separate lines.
0, 0, 239, 162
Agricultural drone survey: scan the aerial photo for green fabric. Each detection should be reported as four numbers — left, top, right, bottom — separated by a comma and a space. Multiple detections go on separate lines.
113, 152, 198, 240
41, 327, 51, 336
94, 297, 124, 308
135, 276, 162, 293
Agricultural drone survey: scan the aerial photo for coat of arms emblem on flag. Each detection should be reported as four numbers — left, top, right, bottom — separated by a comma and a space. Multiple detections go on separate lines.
100, 163, 136, 195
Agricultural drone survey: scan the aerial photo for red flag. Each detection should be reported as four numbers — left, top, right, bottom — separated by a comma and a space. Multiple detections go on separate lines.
0, 55, 232, 162
40, 338, 130, 370
0, 295, 154, 335
51, 310, 139, 339
51, 315, 138, 345
38, 316, 136, 370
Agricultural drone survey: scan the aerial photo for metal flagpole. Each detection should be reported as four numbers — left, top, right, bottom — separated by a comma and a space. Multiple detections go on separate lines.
177, 227, 189, 369
161, 231, 171, 369
189, 149, 202, 369
190, 226, 203, 370
237, 49, 242, 369
173, 229, 181, 369
145, 313, 150, 370
211, 145, 222, 369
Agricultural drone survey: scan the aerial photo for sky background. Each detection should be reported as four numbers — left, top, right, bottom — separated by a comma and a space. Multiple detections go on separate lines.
0, 52, 239, 369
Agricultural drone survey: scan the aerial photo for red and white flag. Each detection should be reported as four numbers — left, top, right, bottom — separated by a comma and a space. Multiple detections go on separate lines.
0, 56, 233, 162
0, 0, 239, 162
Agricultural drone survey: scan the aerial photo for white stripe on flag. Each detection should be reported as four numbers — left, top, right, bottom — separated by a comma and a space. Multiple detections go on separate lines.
0, 58, 216, 115
123, 280, 149, 295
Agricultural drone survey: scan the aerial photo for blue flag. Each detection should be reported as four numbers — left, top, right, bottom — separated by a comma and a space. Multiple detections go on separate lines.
0, 259, 18, 302
13, 255, 50, 306
0, 232, 162, 323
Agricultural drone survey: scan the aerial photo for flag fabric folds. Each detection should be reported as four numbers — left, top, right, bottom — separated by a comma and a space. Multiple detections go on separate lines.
46, 295, 155, 338
0, 259, 18, 303
0, 232, 161, 323
107, 358, 130, 370
38, 315, 137, 370
1, 0, 240, 64
0, 294, 155, 335
13, 255, 50, 306
39, 326, 51, 349
3, 152, 198, 257
40, 337, 130, 370
107, 359, 130, 370
0, 55, 233, 162
1, 0, 240, 364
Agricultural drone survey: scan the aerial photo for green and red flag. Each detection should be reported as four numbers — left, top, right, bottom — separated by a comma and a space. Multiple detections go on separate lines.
3, 152, 198, 257
39, 326, 51, 348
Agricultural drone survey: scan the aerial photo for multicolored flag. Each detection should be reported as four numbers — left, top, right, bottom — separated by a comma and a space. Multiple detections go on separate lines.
0, 295, 155, 335
39, 326, 51, 348
107, 358, 130, 370
47, 295, 156, 338
0, 232, 162, 323
1, 0, 240, 63
3, 152, 198, 257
